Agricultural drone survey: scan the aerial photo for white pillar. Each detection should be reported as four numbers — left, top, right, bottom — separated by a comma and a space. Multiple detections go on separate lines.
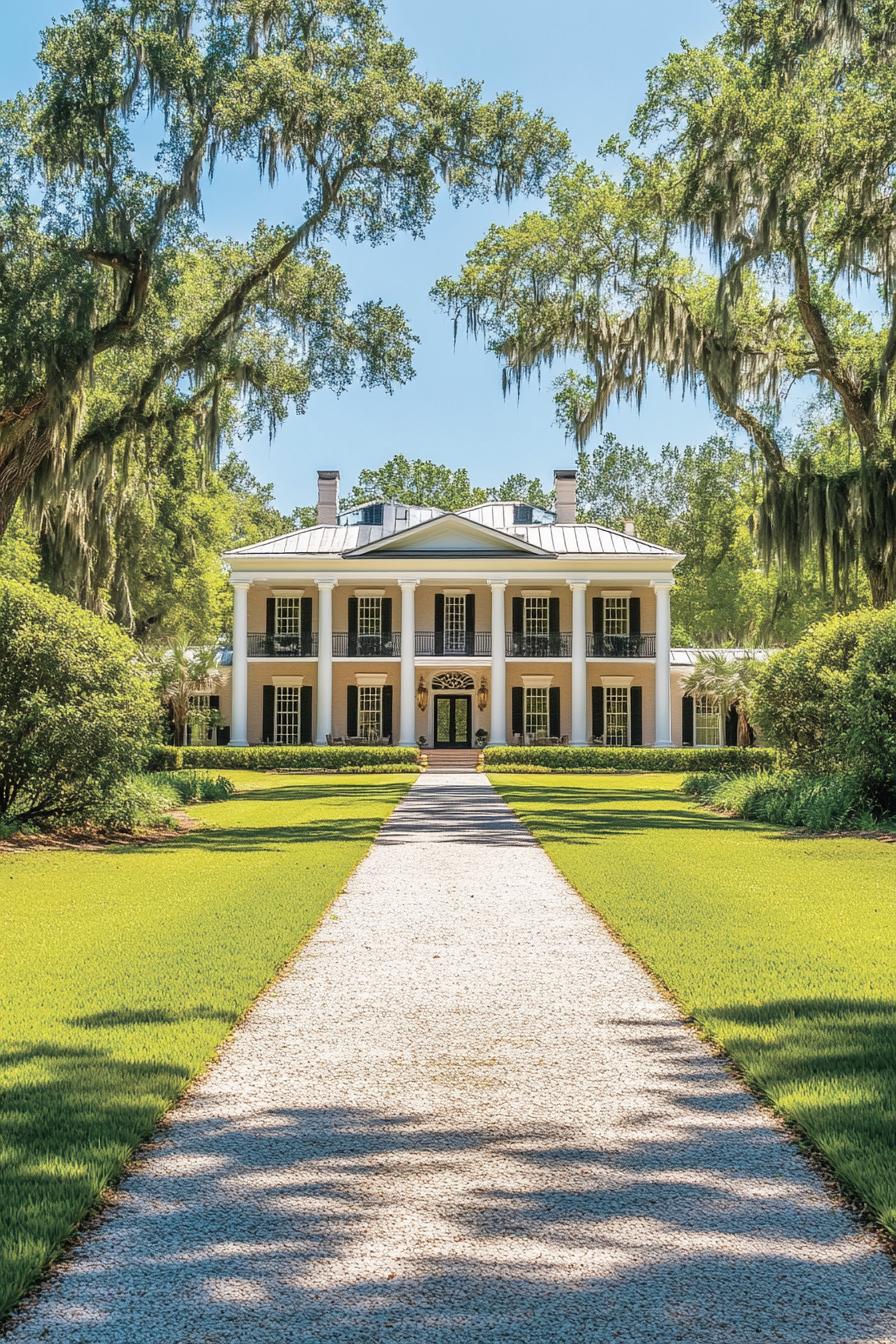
230, 580, 250, 746
399, 579, 418, 745
569, 581, 588, 745
653, 580, 673, 746
489, 580, 507, 745
316, 579, 335, 744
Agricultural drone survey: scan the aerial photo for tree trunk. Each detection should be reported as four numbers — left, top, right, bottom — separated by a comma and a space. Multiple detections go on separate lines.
0, 427, 56, 536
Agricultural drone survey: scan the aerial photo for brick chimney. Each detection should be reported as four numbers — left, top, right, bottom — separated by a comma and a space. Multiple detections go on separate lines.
623, 519, 636, 536
554, 469, 577, 524
316, 470, 339, 526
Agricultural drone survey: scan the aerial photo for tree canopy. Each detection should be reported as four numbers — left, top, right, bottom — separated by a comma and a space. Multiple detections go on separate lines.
0, 0, 566, 552
437, 0, 896, 604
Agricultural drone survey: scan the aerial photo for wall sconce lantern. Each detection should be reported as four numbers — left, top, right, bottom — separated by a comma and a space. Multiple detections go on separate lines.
476, 676, 489, 712
416, 677, 429, 712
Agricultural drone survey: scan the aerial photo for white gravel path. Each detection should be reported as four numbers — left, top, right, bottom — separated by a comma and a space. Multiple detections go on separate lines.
8, 771, 896, 1343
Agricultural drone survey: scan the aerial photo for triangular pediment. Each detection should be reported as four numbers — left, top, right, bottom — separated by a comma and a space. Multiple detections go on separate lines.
344, 513, 555, 558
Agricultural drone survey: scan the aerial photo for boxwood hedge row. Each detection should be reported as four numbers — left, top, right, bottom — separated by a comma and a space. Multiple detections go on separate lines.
146, 745, 420, 772
482, 746, 777, 773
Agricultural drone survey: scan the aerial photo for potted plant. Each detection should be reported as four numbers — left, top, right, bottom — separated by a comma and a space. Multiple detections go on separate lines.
475, 728, 488, 748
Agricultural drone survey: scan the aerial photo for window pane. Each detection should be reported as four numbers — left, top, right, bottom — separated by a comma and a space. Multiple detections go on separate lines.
605, 686, 629, 746
444, 595, 467, 652
357, 597, 382, 636
695, 694, 721, 747
604, 597, 629, 637
274, 686, 301, 744
524, 686, 549, 740
523, 597, 548, 636
275, 597, 303, 635
358, 685, 382, 740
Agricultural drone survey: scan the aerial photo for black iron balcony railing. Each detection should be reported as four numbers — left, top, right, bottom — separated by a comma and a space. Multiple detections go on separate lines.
415, 631, 492, 657
588, 632, 656, 658
247, 632, 318, 658
506, 632, 571, 658
332, 632, 401, 657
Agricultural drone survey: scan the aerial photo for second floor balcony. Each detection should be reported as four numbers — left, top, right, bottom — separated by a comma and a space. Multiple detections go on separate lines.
588, 632, 656, 658
248, 632, 318, 658
333, 632, 401, 657
415, 631, 492, 657
506, 632, 571, 658
247, 627, 658, 660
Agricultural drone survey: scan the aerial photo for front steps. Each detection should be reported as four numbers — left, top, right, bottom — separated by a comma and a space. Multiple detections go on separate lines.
423, 748, 483, 772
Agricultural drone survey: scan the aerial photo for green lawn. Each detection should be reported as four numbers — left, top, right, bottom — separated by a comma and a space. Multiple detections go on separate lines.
0, 770, 413, 1319
489, 771, 896, 1236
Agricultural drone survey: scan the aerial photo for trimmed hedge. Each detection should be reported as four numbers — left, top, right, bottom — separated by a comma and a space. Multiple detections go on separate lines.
482, 746, 777, 773
148, 744, 420, 772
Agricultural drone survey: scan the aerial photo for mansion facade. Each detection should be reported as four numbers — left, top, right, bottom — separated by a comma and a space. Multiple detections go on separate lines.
216, 468, 740, 750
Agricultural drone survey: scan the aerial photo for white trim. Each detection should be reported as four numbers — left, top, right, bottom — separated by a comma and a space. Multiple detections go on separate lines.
442, 587, 472, 596
521, 674, 554, 688
354, 588, 385, 598
355, 673, 388, 687
271, 587, 305, 597
272, 675, 304, 688
600, 675, 634, 687
601, 589, 631, 597
520, 588, 551, 597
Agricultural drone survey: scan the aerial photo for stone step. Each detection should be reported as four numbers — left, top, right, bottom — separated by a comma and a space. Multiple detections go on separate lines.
423, 748, 483, 772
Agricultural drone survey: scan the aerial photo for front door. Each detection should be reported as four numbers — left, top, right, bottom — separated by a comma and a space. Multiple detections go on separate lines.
433, 694, 472, 748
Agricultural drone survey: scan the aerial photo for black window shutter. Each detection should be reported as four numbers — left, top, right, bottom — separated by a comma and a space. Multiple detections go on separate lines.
592, 685, 604, 740
266, 597, 276, 636
301, 597, 312, 642
630, 686, 643, 745
434, 593, 444, 655
219, 725, 231, 746
300, 686, 313, 744
512, 597, 523, 634
549, 686, 561, 738
511, 686, 524, 737
682, 694, 694, 747
629, 597, 641, 639
725, 705, 739, 747
382, 686, 393, 741
348, 597, 358, 655
381, 597, 392, 639
209, 694, 220, 711
548, 596, 560, 634
593, 596, 604, 650
465, 593, 475, 654
262, 685, 275, 743
347, 684, 358, 737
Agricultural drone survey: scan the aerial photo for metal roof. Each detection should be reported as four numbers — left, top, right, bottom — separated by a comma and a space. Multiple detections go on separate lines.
671, 647, 769, 667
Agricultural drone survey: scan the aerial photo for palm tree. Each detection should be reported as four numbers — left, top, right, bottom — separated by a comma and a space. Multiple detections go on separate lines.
682, 653, 756, 748
151, 644, 222, 746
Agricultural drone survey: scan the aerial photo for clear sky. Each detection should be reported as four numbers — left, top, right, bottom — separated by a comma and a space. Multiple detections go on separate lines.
2, 1, 725, 510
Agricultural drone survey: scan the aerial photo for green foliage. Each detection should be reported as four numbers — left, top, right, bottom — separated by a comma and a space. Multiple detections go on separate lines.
751, 607, 882, 770
94, 774, 181, 831
682, 651, 758, 746
178, 745, 419, 771
494, 773, 896, 1236
0, 771, 412, 1318
148, 642, 222, 745
438, 4, 896, 602
0, 509, 39, 584
146, 745, 183, 772
683, 770, 873, 832
151, 770, 235, 805
844, 607, 896, 802
0, 579, 156, 826
483, 746, 775, 773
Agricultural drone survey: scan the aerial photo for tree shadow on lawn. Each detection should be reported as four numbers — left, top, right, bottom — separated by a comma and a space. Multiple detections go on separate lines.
492, 783, 746, 844
6, 1065, 896, 1340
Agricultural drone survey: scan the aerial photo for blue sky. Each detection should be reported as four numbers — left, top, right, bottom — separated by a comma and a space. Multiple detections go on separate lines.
3, 1, 725, 510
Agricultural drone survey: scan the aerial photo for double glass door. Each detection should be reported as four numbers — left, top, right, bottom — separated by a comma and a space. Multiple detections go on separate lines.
433, 695, 472, 748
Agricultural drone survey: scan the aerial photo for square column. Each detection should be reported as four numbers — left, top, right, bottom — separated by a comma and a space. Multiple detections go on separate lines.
398, 579, 418, 745
489, 580, 507, 745
315, 579, 336, 744
653, 580, 674, 746
569, 580, 588, 745
230, 580, 250, 746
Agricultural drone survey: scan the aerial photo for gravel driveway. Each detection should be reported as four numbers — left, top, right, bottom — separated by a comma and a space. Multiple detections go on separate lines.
8, 772, 896, 1343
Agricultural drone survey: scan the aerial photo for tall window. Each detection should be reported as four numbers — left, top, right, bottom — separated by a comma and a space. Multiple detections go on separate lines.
605, 686, 630, 746
187, 693, 216, 744
444, 594, 467, 653
603, 596, 629, 637
695, 694, 722, 747
358, 685, 383, 740
357, 596, 382, 636
274, 686, 301, 744
275, 596, 303, 636
524, 686, 549, 741
523, 596, 549, 636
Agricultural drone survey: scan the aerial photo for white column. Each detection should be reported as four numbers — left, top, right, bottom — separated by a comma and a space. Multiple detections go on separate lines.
489, 580, 507, 745
569, 581, 588, 745
653, 580, 673, 746
399, 579, 418, 745
230, 580, 250, 746
315, 579, 335, 744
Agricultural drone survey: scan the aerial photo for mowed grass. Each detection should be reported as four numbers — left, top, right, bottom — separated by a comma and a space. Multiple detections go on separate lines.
489, 772, 896, 1235
0, 770, 413, 1318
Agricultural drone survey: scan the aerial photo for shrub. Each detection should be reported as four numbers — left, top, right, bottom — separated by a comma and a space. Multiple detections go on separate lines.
176, 745, 419, 771
844, 606, 896, 805
0, 579, 156, 827
751, 608, 882, 770
154, 770, 235, 804
683, 769, 873, 831
93, 775, 179, 831
146, 745, 183, 772
482, 746, 776, 773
